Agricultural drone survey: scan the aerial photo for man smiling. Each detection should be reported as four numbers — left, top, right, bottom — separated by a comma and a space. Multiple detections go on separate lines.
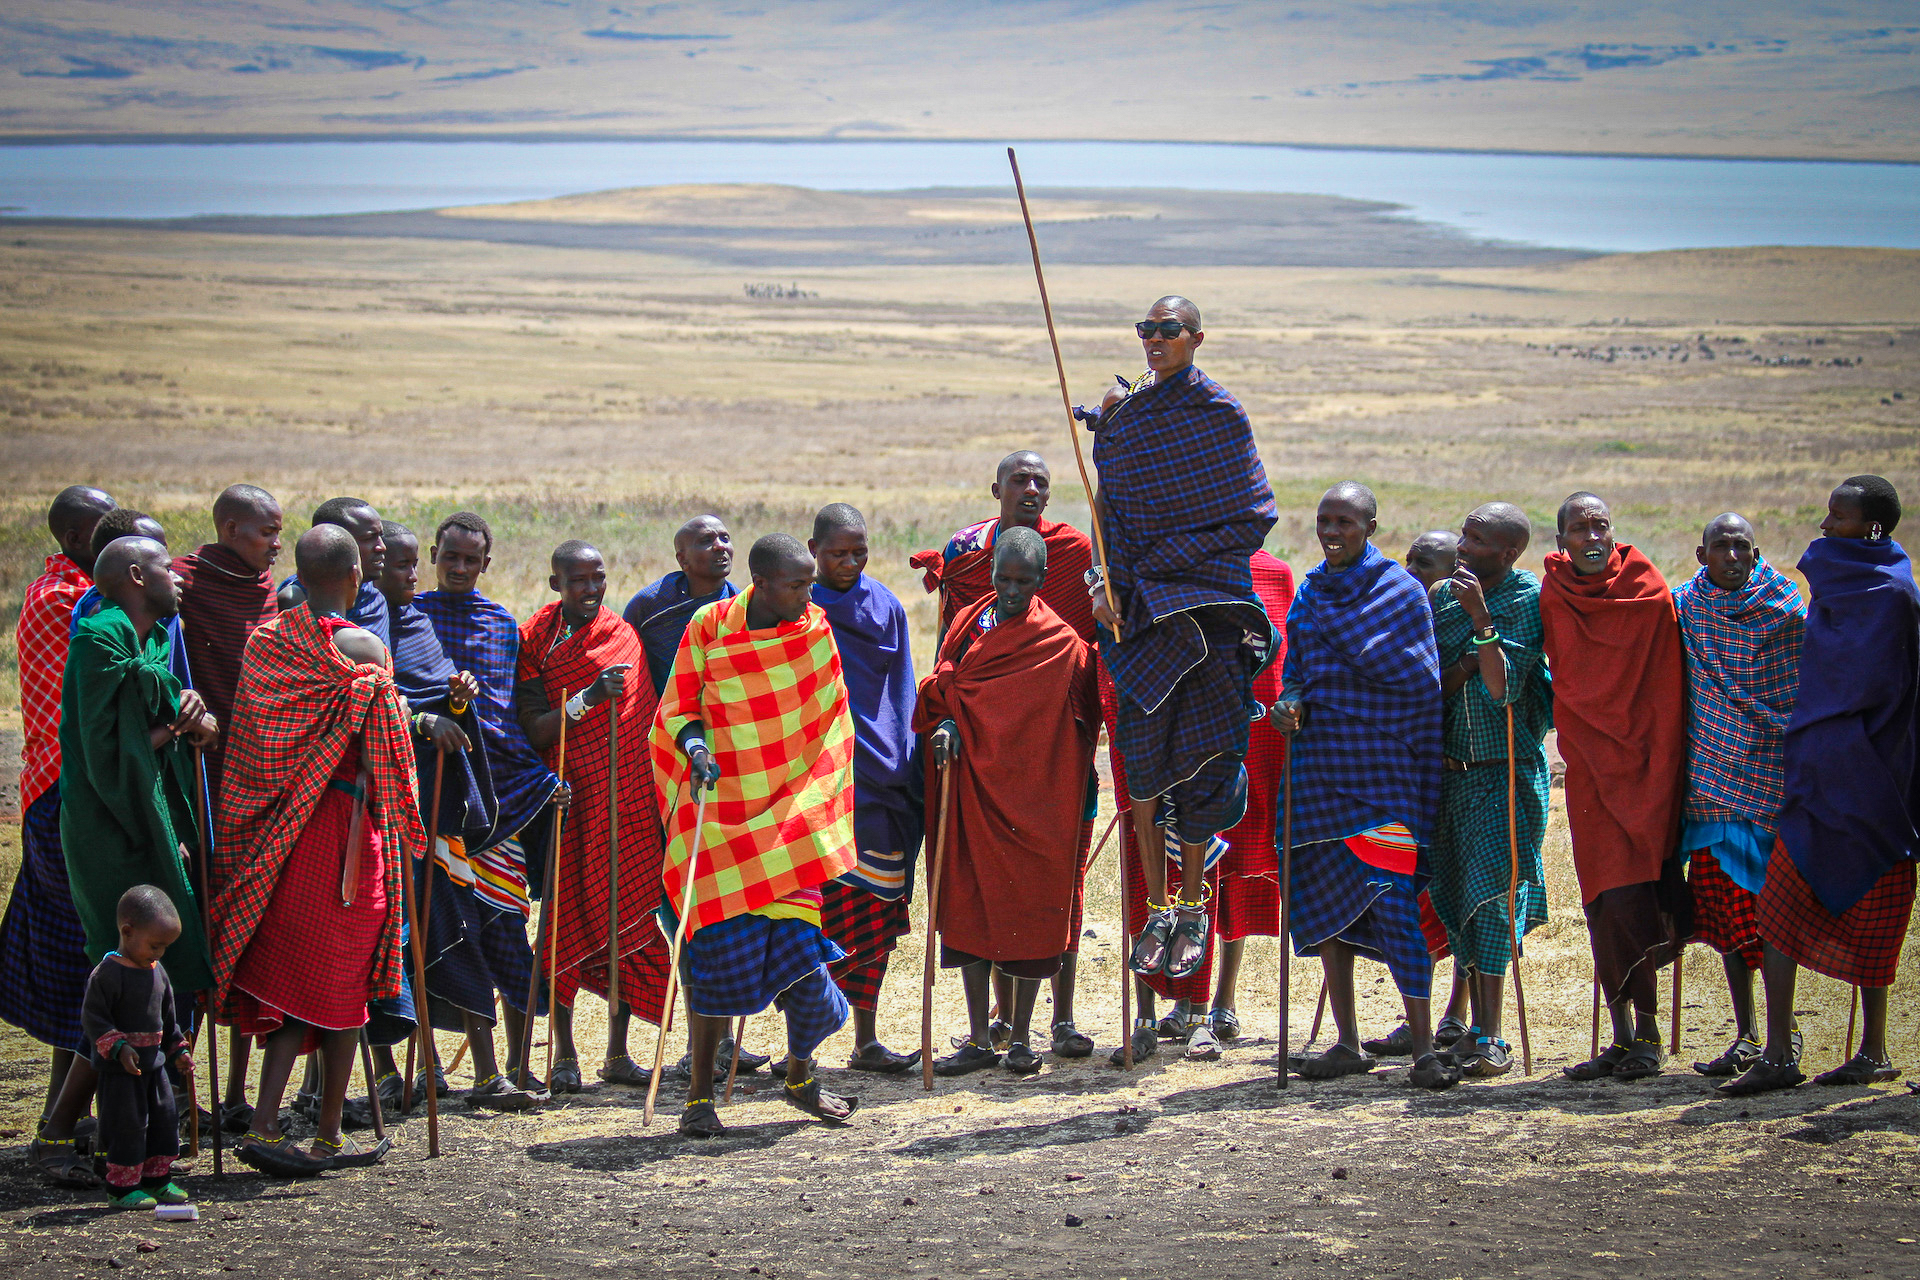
1086, 296, 1277, 1053
1541, 492, 1688, 1083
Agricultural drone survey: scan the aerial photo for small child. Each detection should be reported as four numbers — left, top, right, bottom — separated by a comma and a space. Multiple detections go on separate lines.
81, 886, 194, 1209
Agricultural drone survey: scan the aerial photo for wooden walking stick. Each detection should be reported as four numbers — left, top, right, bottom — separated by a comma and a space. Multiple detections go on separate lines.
1008, 146, 1121, 643
605, 698, 624, 1040
358, 1031, 387, 1141
1118, 810, 1134, 1071
1081, 809, 1123, 880
517, 694, 569, 1090
645, 788, 710, 1126
1671, 951, 1684, 1055
1307, 980, 1328, 1047
1846, 984, 1860, 1057
189, 746, 223, 1177
921, 760, 954, 1090
1591, 978, 1602, 1061
402, 747, 445, 1156
1504, 706, 1533, 1075
723, 1015, 749, 1104
1278, 726, 1296, 1089
447, 1036, 470, 1078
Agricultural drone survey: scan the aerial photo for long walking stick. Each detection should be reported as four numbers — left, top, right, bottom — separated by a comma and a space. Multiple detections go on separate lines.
1671, 952, 1684, 1055
723, 1015, 748, 1104
358, 1031, 387, 1141
606, 703, 624, 1034
1590, 979, 1602, 1061
1278, 729, 1295, 1089
518, 694, 568, 1091
1119, 810, 1134, 1070
402, 748, 445, 1156
1308, 981, 1328, 1047
1082, 809, 1123, 880
1008, 146, 1121, 642
189, 747, 223, 1177
1504, 706, 1533, 1075
921, 761, 954, 1090
645, 789, 710, 1126
1846, 984, 1860, 1057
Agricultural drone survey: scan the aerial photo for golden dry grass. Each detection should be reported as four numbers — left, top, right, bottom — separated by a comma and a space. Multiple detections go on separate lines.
1, 220, 1917, 1137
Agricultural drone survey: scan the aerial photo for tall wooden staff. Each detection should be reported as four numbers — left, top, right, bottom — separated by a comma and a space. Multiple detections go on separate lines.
606, 700, 624, 1034
402, 748, 445, 1156
644, 789, 710, 1126
517, 694, 568, 1091
189, 747, 223, 1176
1008, 147, 1121, 642
1503, 706, 1534, 1075
1117, 817, 1132, 1070
1277, 728, 1296, 1089
1671, 950, 1684, 1055
358, 1032, 387, 1141
920, 761, 953, 1090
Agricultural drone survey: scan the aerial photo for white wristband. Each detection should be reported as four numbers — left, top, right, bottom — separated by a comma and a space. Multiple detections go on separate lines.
564, 691, 588, 721
683, 736, 707, 757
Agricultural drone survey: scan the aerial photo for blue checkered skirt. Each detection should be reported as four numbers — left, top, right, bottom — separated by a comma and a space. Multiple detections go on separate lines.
0, 787, 92, 1053
1285, 839, 1433, 1000
679, 912, 850, 1061
423, 862, 543, 1032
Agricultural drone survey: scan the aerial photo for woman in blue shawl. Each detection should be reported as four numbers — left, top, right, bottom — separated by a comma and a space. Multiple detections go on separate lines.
1724, 476, 1920, 1096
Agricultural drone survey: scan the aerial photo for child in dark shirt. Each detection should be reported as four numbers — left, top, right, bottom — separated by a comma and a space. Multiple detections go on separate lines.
81, 886, 194, 1208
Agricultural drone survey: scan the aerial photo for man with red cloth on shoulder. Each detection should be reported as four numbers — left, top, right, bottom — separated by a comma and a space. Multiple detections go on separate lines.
919, 527, 1100, 1077
1541, 492, 1689, 1083
516, 540, 670, 1093
214, 524, 421, 1176
911, 450, 1102, 1060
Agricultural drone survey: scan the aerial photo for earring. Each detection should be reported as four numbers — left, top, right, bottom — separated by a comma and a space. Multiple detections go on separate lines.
1870, 522, 1885, 541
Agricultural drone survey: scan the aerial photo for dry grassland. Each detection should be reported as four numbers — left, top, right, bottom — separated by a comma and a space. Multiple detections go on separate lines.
0, 219, 1917, 1275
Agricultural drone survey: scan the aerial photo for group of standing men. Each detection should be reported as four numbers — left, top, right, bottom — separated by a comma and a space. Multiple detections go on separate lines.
6, 296, 1916, 1181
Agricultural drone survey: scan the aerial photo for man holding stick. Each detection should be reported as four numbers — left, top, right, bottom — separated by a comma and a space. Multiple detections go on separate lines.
911, 450, 1102, 1058
919, 528, 1099, 1076
517, 540, 670, 1091
418, 512, 567, 1101
652, 534, 861, 1137
1085, 296, 1278, 1064
1427, 503, 1553, 1078
810, 504, 925, 1073
213, 525, 419, 1174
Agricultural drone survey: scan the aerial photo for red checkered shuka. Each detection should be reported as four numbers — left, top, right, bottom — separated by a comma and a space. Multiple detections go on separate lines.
1687, 848, 1763, 971
517, 601, 669, 1022
209, 604, 422, 1016
911, 517, 1096, 644
18, 555, 90, 808
1218, 550, 1295, 942
650, 589, 857, 933
1757, 838, 1914, 988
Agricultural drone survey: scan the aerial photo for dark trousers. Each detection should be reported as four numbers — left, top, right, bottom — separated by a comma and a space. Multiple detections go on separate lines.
96, 1047, 179, 1188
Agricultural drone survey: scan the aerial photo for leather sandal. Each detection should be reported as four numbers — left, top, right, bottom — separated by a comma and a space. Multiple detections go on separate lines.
1716, 1057, 1806, 1096
1298, 1044, 1379, 1079
847, 1043, 921, 1074
933, 1043, 1000, 1076
1814, 1053, 1901, 1086
1461, 1035, 1513, 1078
467, 1072, 542, 1110
1693, 1036, 1763, 1077
1562, 1044, 1629, 1081
1163, 901, 1211, 980
1362, 1022, 1416, 1057
235, 1131, 330, 1178
1613, 1038, 1666, 1081
1409, 1051, 1462, 1090
1184, 1019, 1223, 1062
1050, 1021, 1094, 1058
312, 1132, 391, 1168
598, 1055, 653, 1087
1433, 1014, 1470, 1048
548, 1058, 584, 1093
1129, 906, 1175, 976
30, 1135, 101, 1189
1109, 1018, 1159, 1067
781, 1076, 858, 1124
680, 1098, 724, 1139
1207, 1007, 1242, 1042
1003, 1042, 1043, 1075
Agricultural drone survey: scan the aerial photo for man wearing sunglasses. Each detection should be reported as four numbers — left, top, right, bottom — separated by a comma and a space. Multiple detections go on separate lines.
1083, 296, 1278, 1063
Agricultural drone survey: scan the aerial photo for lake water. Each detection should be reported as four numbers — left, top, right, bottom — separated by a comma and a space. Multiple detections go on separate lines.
2, 139, 1916, 253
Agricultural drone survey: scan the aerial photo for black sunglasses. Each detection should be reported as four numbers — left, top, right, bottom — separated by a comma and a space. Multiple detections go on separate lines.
1135, 320, 1192, 339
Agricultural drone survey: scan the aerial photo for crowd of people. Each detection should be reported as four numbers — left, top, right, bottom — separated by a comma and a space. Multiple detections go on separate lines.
3, 294, 1914, 1201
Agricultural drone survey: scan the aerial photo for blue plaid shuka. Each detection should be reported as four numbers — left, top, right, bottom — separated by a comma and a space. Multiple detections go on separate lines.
1674, 559, 1805, 836
0, 787, 93, 1054
676, 910, 850, 1061
1280, 543, 1443, 848
1286, 839, 1433, 1000
1091, 365, 1278, 800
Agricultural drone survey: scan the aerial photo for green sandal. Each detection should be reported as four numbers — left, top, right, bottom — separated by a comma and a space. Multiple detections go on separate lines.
107, 1187, 159, 1210
147, 1181, 191, 1205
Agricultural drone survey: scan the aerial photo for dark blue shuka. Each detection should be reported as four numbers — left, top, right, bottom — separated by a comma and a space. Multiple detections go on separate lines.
623, 571, 738, 695
1777, 536, 1920, 916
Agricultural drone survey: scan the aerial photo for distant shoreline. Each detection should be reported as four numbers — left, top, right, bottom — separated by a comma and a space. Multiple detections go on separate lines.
2, 132, 1916, 168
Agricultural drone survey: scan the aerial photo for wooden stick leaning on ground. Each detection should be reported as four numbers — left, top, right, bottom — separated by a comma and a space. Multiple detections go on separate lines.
644, 788, 710, 1127
1672, 949, 1684, 1055
1118, 799, 1133, 1071
1847, 984, 1860, 1058
1007, 146, 1121, 643
414, 752, 446, 1109
920, 761, 953, 1091
517, 692, 568, 1091
399, 748, 445, 1155
605, 701, 623, 1046
1591, 979, 1602, 1061
1278, 728, 1296, 1089
358, 1032, 386, 1141
1308, 981, 1328, 1047
723, 1015, 748, 1104
1504, 705, 1534, 1076
189, 746, 223, 1177
1081, 809, 1123, 880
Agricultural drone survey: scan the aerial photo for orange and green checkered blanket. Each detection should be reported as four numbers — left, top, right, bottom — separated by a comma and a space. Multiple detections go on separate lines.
651, 588, 857, 934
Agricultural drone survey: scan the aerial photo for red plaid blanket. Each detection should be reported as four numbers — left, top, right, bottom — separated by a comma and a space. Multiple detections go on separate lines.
18, 555, 90, 808
517, 602, 668, 991
209, 604, 421, 1015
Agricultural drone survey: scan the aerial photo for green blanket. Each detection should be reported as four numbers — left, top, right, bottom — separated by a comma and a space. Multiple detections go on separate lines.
58, 602, 213, 991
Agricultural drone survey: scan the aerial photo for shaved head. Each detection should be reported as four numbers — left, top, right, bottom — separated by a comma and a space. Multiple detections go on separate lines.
1468, 502, 1531, 551
1557, 491, 1608, 534
996, 451, 1049, 485
1322, 481, 1378, 521
117, 884, 181, 934
551, 539, 600, 572
213, 484, 278, 527
1148, 295, 1202, 331
1410, 529, 1457, 555
811, 502, 866, 544
674, 514, 727, 553
49, 485, 115, 542
747, 532, 811, 580
1702, 511, 1754, 545
296, 524, 360, 587
994, 524, 1048, 571
93, 536, 167, 590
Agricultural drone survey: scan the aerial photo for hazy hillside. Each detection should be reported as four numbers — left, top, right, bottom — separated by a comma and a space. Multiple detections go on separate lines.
3, 1, 1917, 160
